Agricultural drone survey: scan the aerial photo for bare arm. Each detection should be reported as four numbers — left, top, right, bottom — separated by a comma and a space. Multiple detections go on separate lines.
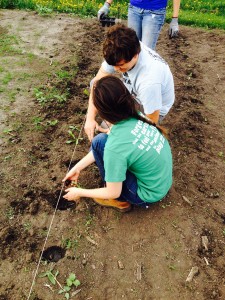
172, 0, 181, 18
63, 182, 122, 201
62, 151, 95, 183
85, 66, 113, 141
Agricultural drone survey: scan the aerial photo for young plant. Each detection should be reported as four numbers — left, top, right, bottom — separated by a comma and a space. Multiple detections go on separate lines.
58, 273, 81, 300
66, 125, 83, 145
39, 269, 59, 285
62, 238, 79, 250
33, 116, 43, 130
47, 119, 58, 126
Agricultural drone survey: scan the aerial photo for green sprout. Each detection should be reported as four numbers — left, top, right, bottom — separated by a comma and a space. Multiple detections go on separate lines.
39, 269, 59, 285
66, 125, 83, 145
58, 273, 81, 300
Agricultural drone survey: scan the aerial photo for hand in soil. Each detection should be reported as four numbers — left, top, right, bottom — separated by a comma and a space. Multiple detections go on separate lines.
63, 187, 81, 201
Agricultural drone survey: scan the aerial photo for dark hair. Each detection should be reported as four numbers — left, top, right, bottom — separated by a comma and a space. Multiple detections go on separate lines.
93, 76, 168, 138
103, 24, 141, 66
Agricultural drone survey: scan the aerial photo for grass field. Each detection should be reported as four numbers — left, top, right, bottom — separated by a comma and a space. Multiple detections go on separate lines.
0, 0, 224, 29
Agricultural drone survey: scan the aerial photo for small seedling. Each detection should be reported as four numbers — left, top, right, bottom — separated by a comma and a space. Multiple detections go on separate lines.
33, 88, 47, 105
47, 119, 58, 126
83, 88, 89, 96
23, 221, 31, 231
39, 269, 59, 285
62, 238, 78, 250
168, 264, 176, 271
56, 70, 71, 79
58, 273, 81, 299
218, 151, 223, 157
39, 269, 80, 299
4, 207, 15, 220
4, 155, 12, 161
66, 126, 83, 145
33, 116, 43, 130
3, 128, 13, 135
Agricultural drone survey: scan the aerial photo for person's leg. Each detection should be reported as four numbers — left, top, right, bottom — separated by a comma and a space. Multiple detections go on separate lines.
128, 4, 143, 41
120, 171, 149, 208
91, 133, 132, 212
141, 8, 166, 50
91, 133, 108, 181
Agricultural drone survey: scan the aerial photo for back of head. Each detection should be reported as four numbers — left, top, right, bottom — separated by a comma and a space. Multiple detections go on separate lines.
103, 24, 140, 66
93, 76, 136, 124
93, 76, 169, 139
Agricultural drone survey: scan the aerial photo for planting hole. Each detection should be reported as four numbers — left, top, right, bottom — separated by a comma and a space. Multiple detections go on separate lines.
42, 246, 66, 262
46, 190, 76, 210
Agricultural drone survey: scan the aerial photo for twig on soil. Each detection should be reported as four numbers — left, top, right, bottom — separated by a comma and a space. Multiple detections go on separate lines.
201, 236, 209, 251
186, 266, 199, 283
182, 195, 193, 206
86, 236, 98, 246
136, 262, 142, 281
203, 257, 210, 265
44, 283, 54, 291
71, 289, 82, 297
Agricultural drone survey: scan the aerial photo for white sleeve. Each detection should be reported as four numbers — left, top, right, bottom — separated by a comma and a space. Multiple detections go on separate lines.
138, 83, 162, 115
101, 60, 115, 74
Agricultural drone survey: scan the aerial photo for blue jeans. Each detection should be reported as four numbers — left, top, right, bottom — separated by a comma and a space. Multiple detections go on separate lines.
128, 4, 166, 50
91, 133, 148, 208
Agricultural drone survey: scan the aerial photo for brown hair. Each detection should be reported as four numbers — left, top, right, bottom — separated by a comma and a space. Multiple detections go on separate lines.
103, 24, 141, 66
93, 76, 168, 139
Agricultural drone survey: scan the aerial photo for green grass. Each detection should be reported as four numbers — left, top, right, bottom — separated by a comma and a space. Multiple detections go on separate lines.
0, 0, 224, 29
0, 34, 22, 56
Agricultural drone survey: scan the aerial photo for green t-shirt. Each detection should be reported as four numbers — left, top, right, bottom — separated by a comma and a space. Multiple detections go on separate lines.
104, 118, 172, 203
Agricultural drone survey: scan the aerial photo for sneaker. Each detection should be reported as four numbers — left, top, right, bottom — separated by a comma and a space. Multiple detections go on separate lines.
92, 198, 131, 213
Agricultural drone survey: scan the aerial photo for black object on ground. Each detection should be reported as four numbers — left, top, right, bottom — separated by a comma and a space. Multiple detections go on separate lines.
42, 246, 66, 262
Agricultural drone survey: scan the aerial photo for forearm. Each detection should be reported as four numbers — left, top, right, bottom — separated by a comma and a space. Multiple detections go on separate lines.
172, 0, 181, 18
87, 90, 97, 120
78, 186, 119, 199
74, 151, 95, 171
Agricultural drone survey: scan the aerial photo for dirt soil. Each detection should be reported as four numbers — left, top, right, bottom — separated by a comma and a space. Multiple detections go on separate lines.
0, 9, 225, 300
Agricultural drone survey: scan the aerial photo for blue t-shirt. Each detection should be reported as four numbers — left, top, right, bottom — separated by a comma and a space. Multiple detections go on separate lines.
130, 0, 168, 10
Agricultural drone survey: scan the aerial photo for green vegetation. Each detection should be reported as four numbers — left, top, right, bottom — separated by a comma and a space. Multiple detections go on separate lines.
33, 87, 67, 106
0, 0, 224, 29
39, 270, 80, 299
66, 125, 83, 144
0, 34, 21, 56
58, 273, 81, 299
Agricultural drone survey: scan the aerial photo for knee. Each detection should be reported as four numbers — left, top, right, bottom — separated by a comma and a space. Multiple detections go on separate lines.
91, 133, 108, 151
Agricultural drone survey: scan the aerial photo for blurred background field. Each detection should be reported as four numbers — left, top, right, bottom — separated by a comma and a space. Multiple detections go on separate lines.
0, 0, 224, 29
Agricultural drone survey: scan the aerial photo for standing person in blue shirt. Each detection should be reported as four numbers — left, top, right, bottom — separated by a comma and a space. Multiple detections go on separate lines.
98, 0, 181, 50
63, 76, 173, 212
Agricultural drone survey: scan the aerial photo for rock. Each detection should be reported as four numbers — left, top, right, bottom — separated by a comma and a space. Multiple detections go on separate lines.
118, 260, 124, 270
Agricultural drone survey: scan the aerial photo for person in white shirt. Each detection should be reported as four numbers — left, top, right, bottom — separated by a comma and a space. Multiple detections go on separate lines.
85, 24, 174, 142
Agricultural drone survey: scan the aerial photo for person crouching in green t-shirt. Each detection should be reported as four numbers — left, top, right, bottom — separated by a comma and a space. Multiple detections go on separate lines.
63, 76, 172, 212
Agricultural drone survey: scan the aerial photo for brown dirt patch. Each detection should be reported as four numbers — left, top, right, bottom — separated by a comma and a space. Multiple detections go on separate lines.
0, 9, 225, 300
